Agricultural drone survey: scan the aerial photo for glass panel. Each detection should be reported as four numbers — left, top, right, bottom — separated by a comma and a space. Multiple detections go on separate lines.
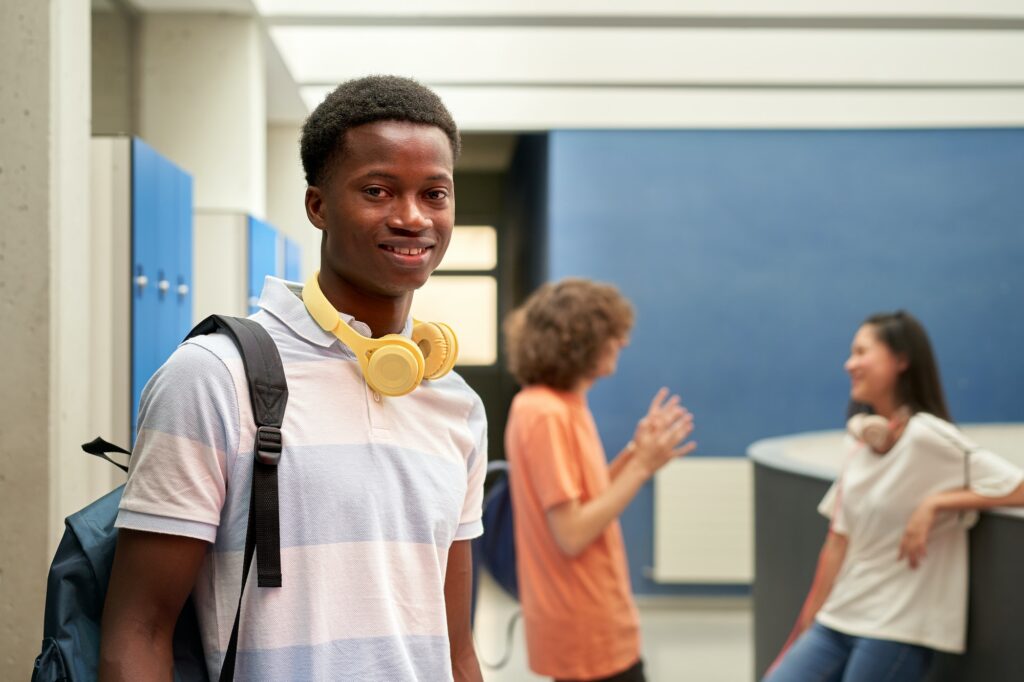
412, 276, 497, 366
436, 226, 497, 271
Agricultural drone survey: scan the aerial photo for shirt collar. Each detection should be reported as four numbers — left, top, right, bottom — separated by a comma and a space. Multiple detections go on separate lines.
256, 276, 413, 349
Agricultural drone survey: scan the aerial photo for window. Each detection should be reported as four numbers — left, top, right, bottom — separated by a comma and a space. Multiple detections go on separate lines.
412, 226, 497, 366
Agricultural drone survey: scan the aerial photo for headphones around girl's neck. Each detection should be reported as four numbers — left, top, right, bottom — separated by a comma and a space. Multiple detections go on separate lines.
846, 406, 912, 454
302, 272, 459, 397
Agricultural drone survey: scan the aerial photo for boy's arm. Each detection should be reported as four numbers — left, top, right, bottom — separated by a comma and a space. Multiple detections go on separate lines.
444, 539, 482, 682
546, 388, 695, 557
99, 529, 209, 681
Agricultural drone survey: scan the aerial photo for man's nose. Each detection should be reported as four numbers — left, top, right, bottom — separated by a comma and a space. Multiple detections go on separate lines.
389, 196, 430, 230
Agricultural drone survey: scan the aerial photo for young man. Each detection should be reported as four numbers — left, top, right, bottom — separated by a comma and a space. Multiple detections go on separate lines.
100, 76, 486, 681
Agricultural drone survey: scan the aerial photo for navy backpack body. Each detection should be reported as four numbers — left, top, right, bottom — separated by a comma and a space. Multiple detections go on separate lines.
475, 460, 518, 600
32, 316, 288, 682
31, 452, 208, 682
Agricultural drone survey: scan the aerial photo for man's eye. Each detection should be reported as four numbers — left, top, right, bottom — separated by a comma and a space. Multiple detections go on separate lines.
426, 189, 448, 201
364, 187, 386, 198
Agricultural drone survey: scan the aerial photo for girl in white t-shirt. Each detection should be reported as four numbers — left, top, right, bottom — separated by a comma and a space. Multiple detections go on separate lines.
765, 311, 1024, 682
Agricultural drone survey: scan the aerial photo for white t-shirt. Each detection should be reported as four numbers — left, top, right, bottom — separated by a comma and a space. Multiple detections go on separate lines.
816, 412, 1023, 653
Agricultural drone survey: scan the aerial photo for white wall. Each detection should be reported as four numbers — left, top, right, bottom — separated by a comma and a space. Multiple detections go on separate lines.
267, 123, 320, 280
92, 8, 135, 135
138, 13, 266, 215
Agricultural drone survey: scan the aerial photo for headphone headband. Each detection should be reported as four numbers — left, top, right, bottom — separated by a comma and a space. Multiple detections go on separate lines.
301, 272, 457, 396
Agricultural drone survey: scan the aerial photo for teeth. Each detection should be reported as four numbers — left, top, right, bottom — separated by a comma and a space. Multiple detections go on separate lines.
385, 246, 426, 256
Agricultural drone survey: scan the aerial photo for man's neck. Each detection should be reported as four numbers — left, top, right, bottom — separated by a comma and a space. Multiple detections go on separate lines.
316, 271, 412, 338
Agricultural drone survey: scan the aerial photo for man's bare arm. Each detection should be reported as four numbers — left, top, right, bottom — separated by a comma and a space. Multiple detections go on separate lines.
99, 529, 208, 682
444, 540, 483, 682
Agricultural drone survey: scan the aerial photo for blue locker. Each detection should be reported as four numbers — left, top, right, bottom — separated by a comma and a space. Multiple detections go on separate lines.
131, 138, 193, 439
248, 216, 279, 313
283, 237, 302, 282
176, 170, 194, 341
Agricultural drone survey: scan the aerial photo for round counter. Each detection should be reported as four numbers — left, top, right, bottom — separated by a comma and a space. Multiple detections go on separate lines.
749, 424, 1024, 681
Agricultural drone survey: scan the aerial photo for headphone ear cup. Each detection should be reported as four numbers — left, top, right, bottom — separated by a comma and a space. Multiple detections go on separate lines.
413, 322, 452, 380
848, 413, 890, 452
434, 322, 458, 377
364, 335, 425, 397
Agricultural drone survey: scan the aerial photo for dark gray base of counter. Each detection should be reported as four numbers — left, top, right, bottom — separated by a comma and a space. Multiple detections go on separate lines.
753, 461, 1024, 682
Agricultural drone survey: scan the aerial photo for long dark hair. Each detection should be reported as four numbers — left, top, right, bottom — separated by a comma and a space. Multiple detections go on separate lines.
855, 311, 952, 422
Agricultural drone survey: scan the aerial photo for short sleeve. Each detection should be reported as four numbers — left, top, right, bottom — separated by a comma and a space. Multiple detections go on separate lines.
116, 341, 240, 542
818, 480, 848, 535
455, 396, 487, 541
519, 412, 582, 512
915, 414, 1024, 498
967, 448, 1024, 498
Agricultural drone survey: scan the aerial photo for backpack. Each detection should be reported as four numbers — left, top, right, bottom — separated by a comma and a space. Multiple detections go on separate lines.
32, 315, 288, 682
475, 460, 518, 600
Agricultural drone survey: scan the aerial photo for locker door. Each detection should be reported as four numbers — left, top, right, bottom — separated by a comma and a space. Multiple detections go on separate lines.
130, 138, 162, 435
283, 237, 302, 282
248, 216, 279, 313
176, 169, 194, 340
155, 157, 178, 366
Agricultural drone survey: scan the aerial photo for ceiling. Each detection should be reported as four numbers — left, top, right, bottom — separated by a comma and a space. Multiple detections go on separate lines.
107, 0, 1024, 169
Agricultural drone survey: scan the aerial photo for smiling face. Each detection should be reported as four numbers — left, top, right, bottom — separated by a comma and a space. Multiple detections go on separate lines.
845, 324, 908, 413
305, 120, 455, 317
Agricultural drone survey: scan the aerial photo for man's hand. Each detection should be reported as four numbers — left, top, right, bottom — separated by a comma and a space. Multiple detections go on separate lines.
899, 496, 938, 569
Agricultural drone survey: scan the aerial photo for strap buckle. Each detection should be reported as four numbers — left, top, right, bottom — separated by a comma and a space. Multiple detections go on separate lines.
255, 426, 283, 465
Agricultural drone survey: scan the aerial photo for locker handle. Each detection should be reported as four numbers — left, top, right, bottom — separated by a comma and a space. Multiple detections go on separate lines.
135, 273, 149, 292
158, 279, 170, 293
177, 283, 190, 297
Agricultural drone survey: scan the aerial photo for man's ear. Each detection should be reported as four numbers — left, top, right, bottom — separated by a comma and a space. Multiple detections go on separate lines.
305, 186, 326, 230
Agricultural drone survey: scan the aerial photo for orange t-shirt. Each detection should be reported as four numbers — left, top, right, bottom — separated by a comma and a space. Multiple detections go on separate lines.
504, 385, 641, 679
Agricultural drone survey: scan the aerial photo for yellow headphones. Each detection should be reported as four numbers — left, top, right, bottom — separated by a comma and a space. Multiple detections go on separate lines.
302, 272, 459, 396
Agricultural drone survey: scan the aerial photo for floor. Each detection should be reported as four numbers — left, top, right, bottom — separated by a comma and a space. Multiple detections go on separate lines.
473, 572, 755, 682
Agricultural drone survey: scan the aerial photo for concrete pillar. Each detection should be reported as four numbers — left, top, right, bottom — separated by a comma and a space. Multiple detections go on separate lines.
267, 123, 320, 280
0, 0, 92, 676
137, 13, 266, 216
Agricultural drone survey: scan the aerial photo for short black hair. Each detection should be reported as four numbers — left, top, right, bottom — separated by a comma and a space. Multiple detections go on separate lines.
300, 75, 461, 186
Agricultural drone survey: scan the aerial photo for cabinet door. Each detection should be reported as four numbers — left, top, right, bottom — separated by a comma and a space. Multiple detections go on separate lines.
155, 156, 178, 366
175, 168, 194, 342
131, 138, 162, 434
130, 139, 195, 438
248, 216, 279, 313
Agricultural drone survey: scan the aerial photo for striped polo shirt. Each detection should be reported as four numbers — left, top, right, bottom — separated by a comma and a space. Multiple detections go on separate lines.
116, 276, 487, 681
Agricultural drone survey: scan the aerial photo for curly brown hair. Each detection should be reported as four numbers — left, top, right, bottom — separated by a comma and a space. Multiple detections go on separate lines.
504, 278, 635, 390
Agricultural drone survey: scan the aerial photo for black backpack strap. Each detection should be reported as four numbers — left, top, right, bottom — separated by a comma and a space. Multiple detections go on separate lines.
82, 436, 131, 473
186, 315, 288, 681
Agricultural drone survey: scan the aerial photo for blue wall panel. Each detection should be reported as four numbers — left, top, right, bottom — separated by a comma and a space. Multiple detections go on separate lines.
248, 216, 280, 313
546, 129, 1024, 593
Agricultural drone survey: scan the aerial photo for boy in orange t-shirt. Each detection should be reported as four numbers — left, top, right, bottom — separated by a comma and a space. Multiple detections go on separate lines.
503, 279, 696, 682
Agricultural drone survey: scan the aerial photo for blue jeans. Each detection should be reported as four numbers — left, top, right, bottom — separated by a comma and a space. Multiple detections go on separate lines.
764, 623, 934, 682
